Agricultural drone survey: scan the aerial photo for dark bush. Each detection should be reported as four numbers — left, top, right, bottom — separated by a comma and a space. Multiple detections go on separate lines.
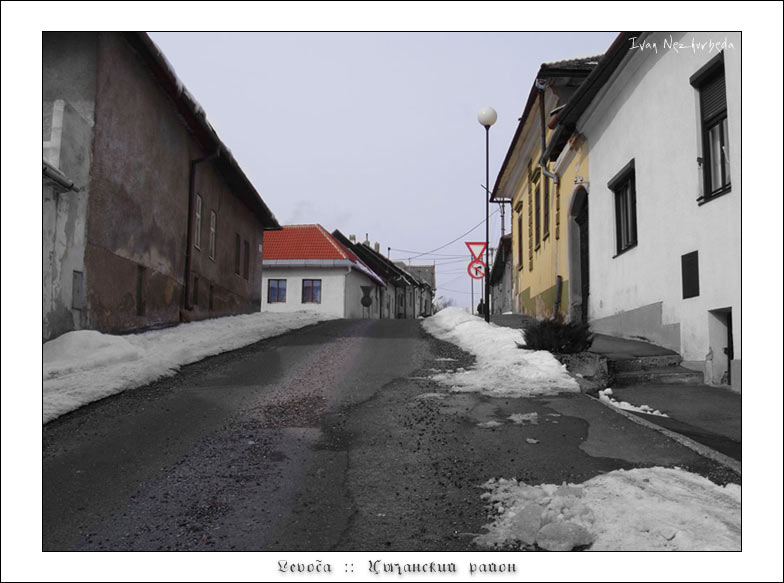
516, 318, 594, 353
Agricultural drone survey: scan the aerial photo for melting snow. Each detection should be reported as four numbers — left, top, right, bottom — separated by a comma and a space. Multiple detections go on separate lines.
43, 311, 334, 424
475, 467, 740, 551
599, 388, 669, 417
422, 308, 578, 397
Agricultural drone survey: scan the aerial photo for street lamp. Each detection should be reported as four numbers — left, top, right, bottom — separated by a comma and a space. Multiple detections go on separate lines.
478, 106, 496, 323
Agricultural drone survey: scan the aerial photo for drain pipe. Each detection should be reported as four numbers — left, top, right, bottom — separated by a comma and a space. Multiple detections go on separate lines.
184, 147, 220, 313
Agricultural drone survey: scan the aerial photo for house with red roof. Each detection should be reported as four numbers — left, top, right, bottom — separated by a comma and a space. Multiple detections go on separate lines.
261, 225, 386, 318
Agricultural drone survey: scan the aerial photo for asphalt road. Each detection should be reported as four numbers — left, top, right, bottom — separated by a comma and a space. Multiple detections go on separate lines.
42, 318, 739, 551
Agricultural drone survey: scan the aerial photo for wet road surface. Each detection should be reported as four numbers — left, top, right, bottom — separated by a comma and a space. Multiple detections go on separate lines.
43, 318, 738, 551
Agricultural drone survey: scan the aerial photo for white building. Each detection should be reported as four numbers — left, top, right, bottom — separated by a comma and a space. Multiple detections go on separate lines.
261, 224, 385, 319
556, 32, 741, 389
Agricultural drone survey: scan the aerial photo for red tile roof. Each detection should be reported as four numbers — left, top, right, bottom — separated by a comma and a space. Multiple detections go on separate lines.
263, 224, 354, 260
263, 224, 385, 285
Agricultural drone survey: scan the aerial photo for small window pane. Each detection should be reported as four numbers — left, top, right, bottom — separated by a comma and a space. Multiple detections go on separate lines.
194, 196, 202, 249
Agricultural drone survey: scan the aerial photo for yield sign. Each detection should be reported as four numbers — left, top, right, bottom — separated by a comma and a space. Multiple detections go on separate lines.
465, 241, 487, 260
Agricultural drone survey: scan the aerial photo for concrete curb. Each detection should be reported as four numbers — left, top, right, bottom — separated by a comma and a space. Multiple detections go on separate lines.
586, 394, 742, 476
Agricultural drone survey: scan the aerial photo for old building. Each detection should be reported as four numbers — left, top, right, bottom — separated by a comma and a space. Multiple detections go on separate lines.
43, 32, 280, 341
551, 32, 741, 389
261, 225, 385, 319
489, 234, 513, 314
490, 55, 600, 322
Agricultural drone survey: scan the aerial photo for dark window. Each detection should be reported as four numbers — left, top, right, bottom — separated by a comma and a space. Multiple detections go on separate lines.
234, 233, 241, 275
209, 211, 216, 260
691, 53, 730, 201
72, 270, 84, 310
543, 178, 550, 239
609, 160, 637, 256
135, 265, 146, 316
516, 213, 523, 265
302, 279, 322, 303
194, 195, 202, 249
243, 240, 250, 280
268, 279, 287, 303
681, 251, 700, 299
534, 182, 541, 247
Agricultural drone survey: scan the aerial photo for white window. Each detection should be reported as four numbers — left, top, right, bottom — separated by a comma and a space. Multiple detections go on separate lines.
194, 195, 202, 249
209, 211, 217, 260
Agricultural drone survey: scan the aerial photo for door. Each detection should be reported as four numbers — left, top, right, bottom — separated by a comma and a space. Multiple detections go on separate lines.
575, 199, 589, 324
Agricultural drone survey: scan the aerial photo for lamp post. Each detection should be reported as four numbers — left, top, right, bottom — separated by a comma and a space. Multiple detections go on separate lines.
477, 106, 497, 323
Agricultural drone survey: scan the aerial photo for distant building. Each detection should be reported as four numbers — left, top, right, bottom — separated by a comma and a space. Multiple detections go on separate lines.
261, 225, 385, 319
489, 234, 512, 314
43, 32, 280, 341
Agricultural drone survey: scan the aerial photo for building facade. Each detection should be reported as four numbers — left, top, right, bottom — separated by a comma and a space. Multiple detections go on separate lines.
491, 57, 599, 322
43, 32, 280, 341
562, 32, 741, 389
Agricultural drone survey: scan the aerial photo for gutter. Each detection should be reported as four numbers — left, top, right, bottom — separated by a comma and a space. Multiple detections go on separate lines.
183, 148, 220, 312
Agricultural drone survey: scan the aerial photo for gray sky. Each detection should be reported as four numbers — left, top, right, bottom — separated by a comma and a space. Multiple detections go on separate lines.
150, 32, 618, 307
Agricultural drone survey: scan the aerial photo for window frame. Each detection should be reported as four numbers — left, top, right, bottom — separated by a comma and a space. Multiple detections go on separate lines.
194, 195, 202, 250
242, 240, 250, 280
301, 279, 322, 304
534, 181, 541, 249
209, 211, 217, 260
690, 52, 731, 203
267, 279, 287, 303
234, 233, 241, 275
608, 159, 638, 257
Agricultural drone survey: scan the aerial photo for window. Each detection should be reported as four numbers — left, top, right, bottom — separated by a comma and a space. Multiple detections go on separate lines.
516, 213, 523, 266
543, 178, 550, 239
234, 233, 241, 275
243, 240, 250, 280
691, 53, 730, 201
302, 279, 322, 304
608, 160, 637, 256
681, 251, 700, 299
268, 279, 287, 303
209, 211, 217, 260
534, 182, 541, 247
194, 195, 202, 249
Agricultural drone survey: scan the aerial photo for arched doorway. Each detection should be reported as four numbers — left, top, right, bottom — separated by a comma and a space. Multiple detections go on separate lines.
568, 185, 589, 323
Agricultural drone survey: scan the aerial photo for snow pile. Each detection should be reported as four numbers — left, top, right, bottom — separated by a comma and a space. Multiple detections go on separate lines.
421, 307, 578, 397
475, 467, 740, 551
599, 388, 668, 417
43, 311, 333, 424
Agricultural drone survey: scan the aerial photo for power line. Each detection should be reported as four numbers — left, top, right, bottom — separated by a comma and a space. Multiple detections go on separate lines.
390, 207, 500, 261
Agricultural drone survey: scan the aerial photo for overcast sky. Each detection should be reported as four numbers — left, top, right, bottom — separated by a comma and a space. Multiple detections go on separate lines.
149, 31, 618, 307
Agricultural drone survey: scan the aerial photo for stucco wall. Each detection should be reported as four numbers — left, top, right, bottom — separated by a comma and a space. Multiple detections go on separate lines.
261, 267, 347, 318
578, 33, 741, 369
344, 269, 381, 319
42, 32, 97, 341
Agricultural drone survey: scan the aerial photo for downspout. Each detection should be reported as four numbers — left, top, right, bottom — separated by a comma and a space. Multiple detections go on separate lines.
183, 147, 220, 313
537, 82, 563, 319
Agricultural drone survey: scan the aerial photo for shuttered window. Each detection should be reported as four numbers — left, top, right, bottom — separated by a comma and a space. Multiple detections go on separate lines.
691, 53, 730, 201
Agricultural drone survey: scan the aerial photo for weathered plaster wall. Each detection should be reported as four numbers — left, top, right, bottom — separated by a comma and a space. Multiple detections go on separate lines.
42, 31, 98, 341
344, 269, 381, 319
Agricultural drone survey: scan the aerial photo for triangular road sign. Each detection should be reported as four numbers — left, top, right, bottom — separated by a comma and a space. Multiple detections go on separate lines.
465, 241, 487, 260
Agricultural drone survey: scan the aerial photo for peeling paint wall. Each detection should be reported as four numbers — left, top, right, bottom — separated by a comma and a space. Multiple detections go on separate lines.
42, 32, 98, 341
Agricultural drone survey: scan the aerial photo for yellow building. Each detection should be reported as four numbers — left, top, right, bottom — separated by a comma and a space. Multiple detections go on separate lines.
491, 56, 600, 322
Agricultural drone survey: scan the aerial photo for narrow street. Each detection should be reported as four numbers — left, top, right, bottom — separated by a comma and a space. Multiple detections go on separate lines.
42, 319, 736, 552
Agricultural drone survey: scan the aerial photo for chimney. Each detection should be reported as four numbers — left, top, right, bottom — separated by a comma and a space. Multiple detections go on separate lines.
374, 242, 380, 253
349, 234, 357, 243
363, 233, 370, 246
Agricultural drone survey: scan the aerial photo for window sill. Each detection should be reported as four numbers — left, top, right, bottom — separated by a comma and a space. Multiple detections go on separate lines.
698, 185, 731, 206
543, 232, 550, 242
613, 243, 637, 259
534, 244, 541, 252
